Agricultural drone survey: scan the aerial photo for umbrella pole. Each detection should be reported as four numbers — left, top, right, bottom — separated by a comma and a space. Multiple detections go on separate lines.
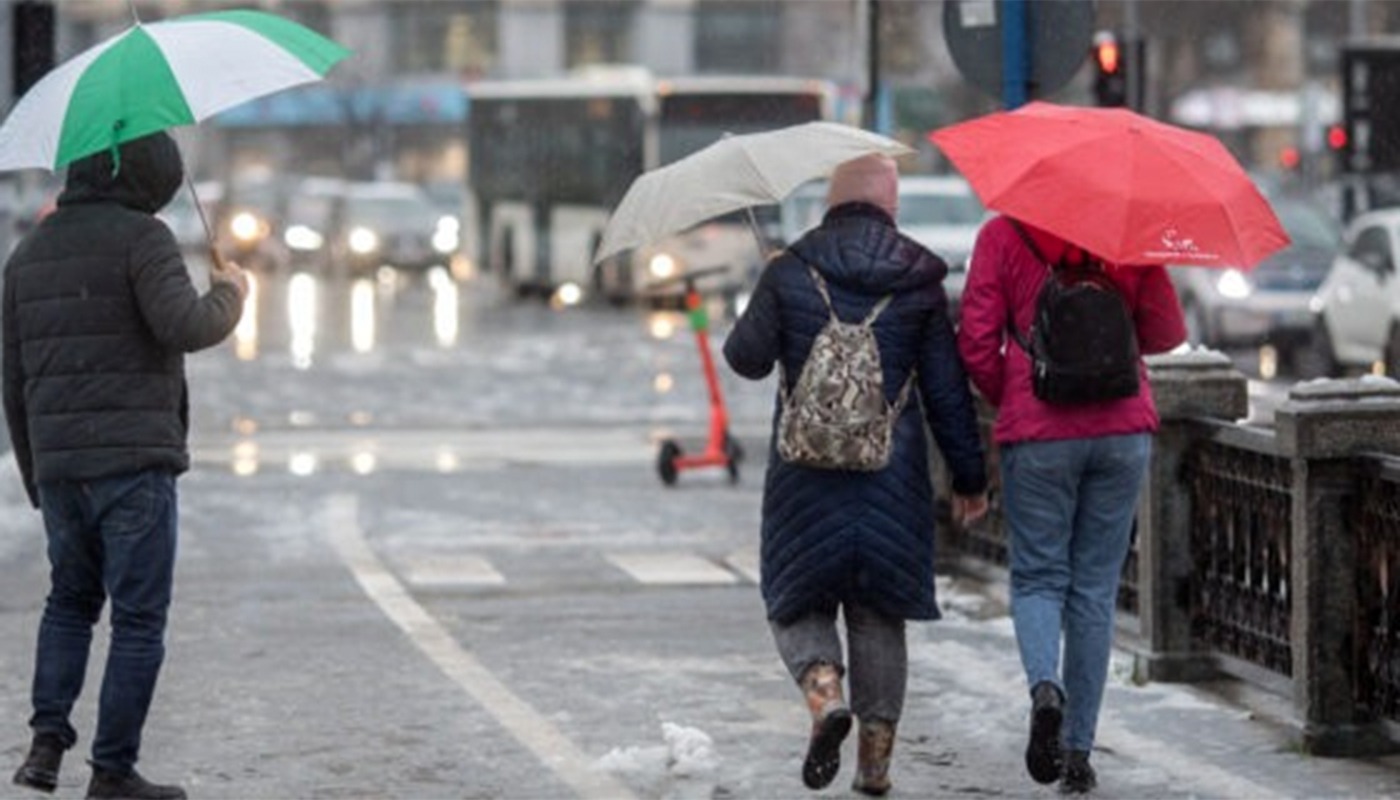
184, 174, 226, 273
744, 206, 768, 261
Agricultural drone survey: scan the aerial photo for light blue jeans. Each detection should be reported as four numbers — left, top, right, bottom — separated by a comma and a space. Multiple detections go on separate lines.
1001, 433, 1150, 752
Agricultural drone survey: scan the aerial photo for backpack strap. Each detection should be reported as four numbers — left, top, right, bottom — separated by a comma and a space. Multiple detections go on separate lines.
1006, 220, 1040, 353
806, 265, 895, 327
805, 265, 838, 319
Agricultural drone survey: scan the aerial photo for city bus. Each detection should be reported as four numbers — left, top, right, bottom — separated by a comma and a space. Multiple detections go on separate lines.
466, 70, 836, 303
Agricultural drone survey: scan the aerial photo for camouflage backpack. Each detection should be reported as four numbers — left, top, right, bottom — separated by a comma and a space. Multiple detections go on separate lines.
777, 266, 912, 471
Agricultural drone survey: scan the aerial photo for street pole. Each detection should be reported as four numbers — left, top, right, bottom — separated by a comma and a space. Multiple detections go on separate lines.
1001, 0, 1029, 109
1124, 0, 1142, 112
864, 0, 880, 130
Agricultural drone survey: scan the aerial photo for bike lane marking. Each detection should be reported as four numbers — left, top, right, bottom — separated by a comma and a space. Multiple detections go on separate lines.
322, 494, 637, 800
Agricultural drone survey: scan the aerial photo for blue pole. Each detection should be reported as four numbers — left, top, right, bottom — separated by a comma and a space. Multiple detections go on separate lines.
1001, 0, 1030, 109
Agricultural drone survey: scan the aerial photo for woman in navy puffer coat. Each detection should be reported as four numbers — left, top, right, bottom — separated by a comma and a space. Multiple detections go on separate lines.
724, 154, 988, 795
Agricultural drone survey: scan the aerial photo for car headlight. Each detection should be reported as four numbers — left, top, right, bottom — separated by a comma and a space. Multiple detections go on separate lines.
229, 212, 263, 243
1216, 268, 1252, 300
649, 252, 680, 280
284, 225, 324, 252
348, 226, 379, 255
432, 227, 459, 254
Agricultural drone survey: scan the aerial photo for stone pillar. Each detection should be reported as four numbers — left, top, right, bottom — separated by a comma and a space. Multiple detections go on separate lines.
1275, 377, 1400, 756
1132, 351, 1249, 681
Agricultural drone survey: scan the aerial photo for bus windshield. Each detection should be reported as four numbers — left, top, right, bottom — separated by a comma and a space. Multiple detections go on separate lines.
658, 92, 826, 164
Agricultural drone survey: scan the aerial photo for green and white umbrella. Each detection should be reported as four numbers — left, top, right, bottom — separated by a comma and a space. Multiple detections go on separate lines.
0, 9, 350, 172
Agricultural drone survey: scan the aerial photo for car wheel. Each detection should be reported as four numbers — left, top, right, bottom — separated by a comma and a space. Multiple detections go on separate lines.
1292, 320, 1338, 379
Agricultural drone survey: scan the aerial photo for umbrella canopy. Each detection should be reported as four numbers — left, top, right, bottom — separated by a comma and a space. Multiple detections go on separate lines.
594, 121, 913, 265
929, 101, 1290, 268
0, 9, 350, 172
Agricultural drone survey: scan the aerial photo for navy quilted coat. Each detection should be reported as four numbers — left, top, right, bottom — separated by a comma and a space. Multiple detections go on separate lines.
724, 203, 988, 624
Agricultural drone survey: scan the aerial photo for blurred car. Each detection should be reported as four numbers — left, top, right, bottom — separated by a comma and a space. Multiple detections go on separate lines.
1307, 206, 1400, 376
216, 174, 299, 273
1171, 194, 1340, 369
778, 175, 986, 319
281, 179, 461, 278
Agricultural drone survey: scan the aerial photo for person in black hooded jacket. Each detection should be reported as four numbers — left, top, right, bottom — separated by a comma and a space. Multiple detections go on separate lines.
4, 130, 247, 800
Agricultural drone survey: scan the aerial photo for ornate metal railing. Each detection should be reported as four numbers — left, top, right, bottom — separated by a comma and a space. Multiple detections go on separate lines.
1184, 426, 1293, 677
1352, 456, 1400, 724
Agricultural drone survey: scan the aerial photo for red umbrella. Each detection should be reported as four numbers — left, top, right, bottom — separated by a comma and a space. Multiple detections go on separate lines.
929, 101, 1290, 268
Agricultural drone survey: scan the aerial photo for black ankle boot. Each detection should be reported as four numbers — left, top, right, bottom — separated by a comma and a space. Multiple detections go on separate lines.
1025, 680, 1065, 785
1060, 749, 1097, 794
13, 733, 65, 793
85, 768, 187, 800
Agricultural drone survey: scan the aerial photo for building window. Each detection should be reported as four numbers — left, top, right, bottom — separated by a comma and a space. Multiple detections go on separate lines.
566, 1, 636, 69
696, 0, 781, 74
391, 1, 498, 78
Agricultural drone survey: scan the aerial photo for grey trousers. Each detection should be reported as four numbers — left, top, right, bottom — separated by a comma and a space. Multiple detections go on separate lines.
770, 603, 907, 723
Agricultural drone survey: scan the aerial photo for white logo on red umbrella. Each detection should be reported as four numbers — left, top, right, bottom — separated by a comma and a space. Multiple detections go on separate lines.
1160, 226, 1199, 254
1144, 225, 1221, 262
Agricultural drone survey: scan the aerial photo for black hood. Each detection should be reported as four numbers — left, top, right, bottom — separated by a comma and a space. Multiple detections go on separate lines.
57, 131, 183, 214
789, 202, 948, 295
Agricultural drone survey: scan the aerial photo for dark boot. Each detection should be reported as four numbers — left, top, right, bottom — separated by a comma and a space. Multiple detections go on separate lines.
851, 719, 895, 796
799, 662, 852, 790
1025, 680, 1065, 784
1060, 749, 1097, 795
12, 732, 65, 793
85, 767, 187, 800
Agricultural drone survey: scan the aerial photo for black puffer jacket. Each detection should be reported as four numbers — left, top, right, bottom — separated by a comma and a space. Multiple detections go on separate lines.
2, 132, 243, 507
724, 203, 987, 624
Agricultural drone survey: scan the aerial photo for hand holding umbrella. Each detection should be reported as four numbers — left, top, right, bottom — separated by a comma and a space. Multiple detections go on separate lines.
0, 9, 351, 269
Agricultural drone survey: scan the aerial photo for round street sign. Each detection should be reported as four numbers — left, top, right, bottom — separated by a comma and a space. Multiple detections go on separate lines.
943, 0, 1096, 101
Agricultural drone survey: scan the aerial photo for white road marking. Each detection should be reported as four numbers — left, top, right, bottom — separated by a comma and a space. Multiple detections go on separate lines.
399, 554, 507, 588
724, 546, 762, 584
322, 494, 636, 800
605, 552, 739, 585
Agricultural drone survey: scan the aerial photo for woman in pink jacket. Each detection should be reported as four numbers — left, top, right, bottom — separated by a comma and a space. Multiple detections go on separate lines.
956, 215, 1185, 794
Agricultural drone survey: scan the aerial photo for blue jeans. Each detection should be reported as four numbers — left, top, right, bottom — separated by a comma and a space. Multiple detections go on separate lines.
1001, 434, 1150, 752
30, 470, 178, 774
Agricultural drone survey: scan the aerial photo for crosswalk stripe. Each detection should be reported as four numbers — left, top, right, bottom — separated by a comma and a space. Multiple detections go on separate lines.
724, 547, 762, 584
604, 552, 739, 585
399, 555, 506, 587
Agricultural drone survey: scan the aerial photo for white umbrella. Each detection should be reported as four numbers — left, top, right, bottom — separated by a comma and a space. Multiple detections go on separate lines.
594, 121, 913, 265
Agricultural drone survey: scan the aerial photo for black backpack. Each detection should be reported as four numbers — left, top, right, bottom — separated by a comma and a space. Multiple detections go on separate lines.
1007, 221, 1141, 406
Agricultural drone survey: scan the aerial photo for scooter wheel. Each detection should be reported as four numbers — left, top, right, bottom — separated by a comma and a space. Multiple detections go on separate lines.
657, 439, 682, 486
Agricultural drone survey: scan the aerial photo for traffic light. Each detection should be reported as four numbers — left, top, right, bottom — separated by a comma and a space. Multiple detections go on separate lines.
1091, 32, 1127, 107
13, 1, 55, 99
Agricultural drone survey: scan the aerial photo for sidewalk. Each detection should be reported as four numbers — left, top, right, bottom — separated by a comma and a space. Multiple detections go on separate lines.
2, 442, 1400, 799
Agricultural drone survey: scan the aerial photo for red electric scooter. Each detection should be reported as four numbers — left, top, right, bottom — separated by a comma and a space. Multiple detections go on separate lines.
650, 266, 744, 486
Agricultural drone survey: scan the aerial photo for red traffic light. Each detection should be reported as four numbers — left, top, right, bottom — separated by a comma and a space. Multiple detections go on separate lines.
1095, 40, 1121, 75
1327, 124, 1348, 150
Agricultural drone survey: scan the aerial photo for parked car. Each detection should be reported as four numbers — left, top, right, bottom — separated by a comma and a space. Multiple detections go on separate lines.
1308, 206, 1400, 376
1172, 194, 1340, 370
778, 175, 986, 320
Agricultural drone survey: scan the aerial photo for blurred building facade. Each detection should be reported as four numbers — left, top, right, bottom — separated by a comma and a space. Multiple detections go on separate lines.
22, 0, 1400, 187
